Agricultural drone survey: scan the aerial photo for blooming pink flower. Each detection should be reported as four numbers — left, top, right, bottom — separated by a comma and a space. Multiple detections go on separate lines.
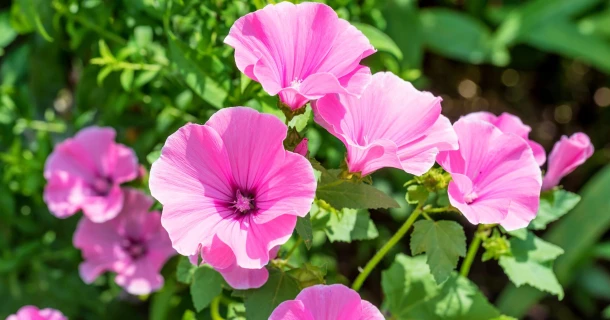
437, 119, 542, 230
294, 138, 309, 157
7, 306, 66, 320
314, 72, 459, 176
269, 284, 383, 320
74, 188, 175, 295
542, 132, 593, 191
44, 127, 138, 223
225, 2, 375, 110
463, 111, 546, 166
149, 108, 316, 276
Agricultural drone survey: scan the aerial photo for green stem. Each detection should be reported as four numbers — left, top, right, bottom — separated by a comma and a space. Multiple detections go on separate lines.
352, 204, 423, 291
284, 236, 303, 260
210, 296, 224, 320
460, 226, 484, 277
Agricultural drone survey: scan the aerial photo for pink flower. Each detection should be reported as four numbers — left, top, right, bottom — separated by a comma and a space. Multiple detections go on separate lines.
269, 284, 383, 320
149, 108, 316, 275
463, 111, 546, 166
294, 138, 309, 157
437, 119, 542, 230
542, 133, 594, 191
314, 72, 458, 176
225, 2, 375, 110
7, 306, 66, 320
73, 188, 175, 295
44, 127, 138, 223
190, 245, 280, 290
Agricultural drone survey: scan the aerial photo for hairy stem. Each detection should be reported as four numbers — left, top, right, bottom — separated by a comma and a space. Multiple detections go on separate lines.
460, 225, 484, 277
352, 204, 423, 291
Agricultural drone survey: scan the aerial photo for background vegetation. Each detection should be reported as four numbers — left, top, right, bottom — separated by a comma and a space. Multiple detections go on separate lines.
1, 0, 610, 319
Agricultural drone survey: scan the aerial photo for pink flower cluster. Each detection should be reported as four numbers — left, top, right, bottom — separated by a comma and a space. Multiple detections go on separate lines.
7, 306, 66, 320
43, 127, 175, 296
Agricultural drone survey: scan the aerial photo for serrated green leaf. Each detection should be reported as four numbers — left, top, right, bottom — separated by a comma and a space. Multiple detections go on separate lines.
498, 231, 564, 299
176, 256, 196, 284
190, 266, 224, 311
530, 189, 581, 230
410, 220, 466, 283
319, 207, 378, 243
352, 22, 403, 60
317, 180, 399, 210
243, 269, 300, 320
120, 69, 134, 91
296, 214, 313, 249
167, 32, 227, 109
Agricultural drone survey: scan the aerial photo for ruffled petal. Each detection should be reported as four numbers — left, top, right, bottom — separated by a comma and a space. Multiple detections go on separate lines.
71, 126, 117, 178
542, 132, 594, 190
269, 300, 314, 320
217, 263, 269, 290
111, 144, 139, 184
115, 258, 164, 295
43, 172, 88, 218
296, 284, 362, 320
359, 301, 385, 320
80, 185, 124, 223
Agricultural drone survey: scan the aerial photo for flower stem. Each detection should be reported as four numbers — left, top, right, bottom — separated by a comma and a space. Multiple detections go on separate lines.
284, 236, 303, 260
459, 225, 484, 277
210, 296, 224, 320
352, 204, 423, 291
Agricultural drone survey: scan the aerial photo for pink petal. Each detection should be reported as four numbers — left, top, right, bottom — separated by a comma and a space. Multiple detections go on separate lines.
7, 306, 67, 320
71, 126, 117, 178
542, 132, 594, 191
224, 2, 374, 109
294, 138, 309, 157
111, 144, 139, 184
80, 185, 124, 223
316, 72, 457, 176
269, 300, 314, 320
43, 172, 87, 218
217, 263, 269, 289
295, 284, 364, 320
529, 140, 547, 167
360, 301, 385, 320
115, 259, 164, 295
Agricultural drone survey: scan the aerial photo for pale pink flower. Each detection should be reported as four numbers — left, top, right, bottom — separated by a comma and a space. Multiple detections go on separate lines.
7, 306, 66, 320
314, 72, 458, 176
542, 132, 594, 191
463, 111, 546, 166
294, 138, 309, 157
73, 188, 175, 295
437, 119, 542, 230
44, 127, 138, 223
149, 108, 316, 274
225, 2, 375, 110
269, 284, 383, 320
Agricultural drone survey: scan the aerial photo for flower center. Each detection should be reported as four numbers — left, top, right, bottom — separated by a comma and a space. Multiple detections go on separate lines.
121, 238, 147, 260
92, 177, 112, 196
231, 190, 255, 214
464, 191, 478, 204
290, 78, 303, 90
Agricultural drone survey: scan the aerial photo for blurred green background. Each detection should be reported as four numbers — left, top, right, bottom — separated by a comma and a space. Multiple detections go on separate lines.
1, 0, 610, 319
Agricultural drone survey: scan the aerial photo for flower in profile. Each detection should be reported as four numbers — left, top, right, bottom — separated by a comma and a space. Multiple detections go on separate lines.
44, 127, 138, 223
314, 72, 458, 176
74, 188, 175, 295
225, 2, 375, 110
542, 132, 594, 191
7, 306, 67, 320
269, 284, 383, 320
437, 119, 542, 230
149, 108, 316, 281
463, 111, 546, 166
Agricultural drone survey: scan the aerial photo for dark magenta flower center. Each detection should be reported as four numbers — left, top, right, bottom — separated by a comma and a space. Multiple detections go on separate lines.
231, 190, 256, 215
121, 238, 147, 260
92, 176, 113, 196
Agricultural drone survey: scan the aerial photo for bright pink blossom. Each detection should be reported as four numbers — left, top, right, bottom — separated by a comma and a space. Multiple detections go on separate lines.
74, 188, 175, 295
314, 72, 458, 176
269, 284, 383, 320
437, 119, 542, 230
44, 127, 138, 223
294, 138, 309, 157
463, 111, 546, 166
542, 132, 594, 191
225, 2, 375, 110
7, 306, 66, 320
149, 108, 316, 276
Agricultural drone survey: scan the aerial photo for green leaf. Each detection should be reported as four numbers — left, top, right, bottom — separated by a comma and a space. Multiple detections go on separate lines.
286, 263, 326, 288
134, 70, 159, 88
498, 231, 564, 299
382, 254, 501, 319
147, 150, 161, 164
316, 179, 399, 210
176, 256, 196, 284
323, 208, 378, 243
227, 302, 247, 320
529, 189, 580, 230
167, 32, 227, 109
0, 11, 17, 49
352, 22, 403, 60
410, 220, 466, 283
97, 66, 113, 86
190, 266, 224, 312
98, 40, 114, 60
382, 0, 423, 69
15, 0, 53, 41
243, 268, 301, 320
120, 69, 134, 91
420, 8, 505, 65
295, 214, 313, 249
134, 26, 153, 48
406, 184, 429, 205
